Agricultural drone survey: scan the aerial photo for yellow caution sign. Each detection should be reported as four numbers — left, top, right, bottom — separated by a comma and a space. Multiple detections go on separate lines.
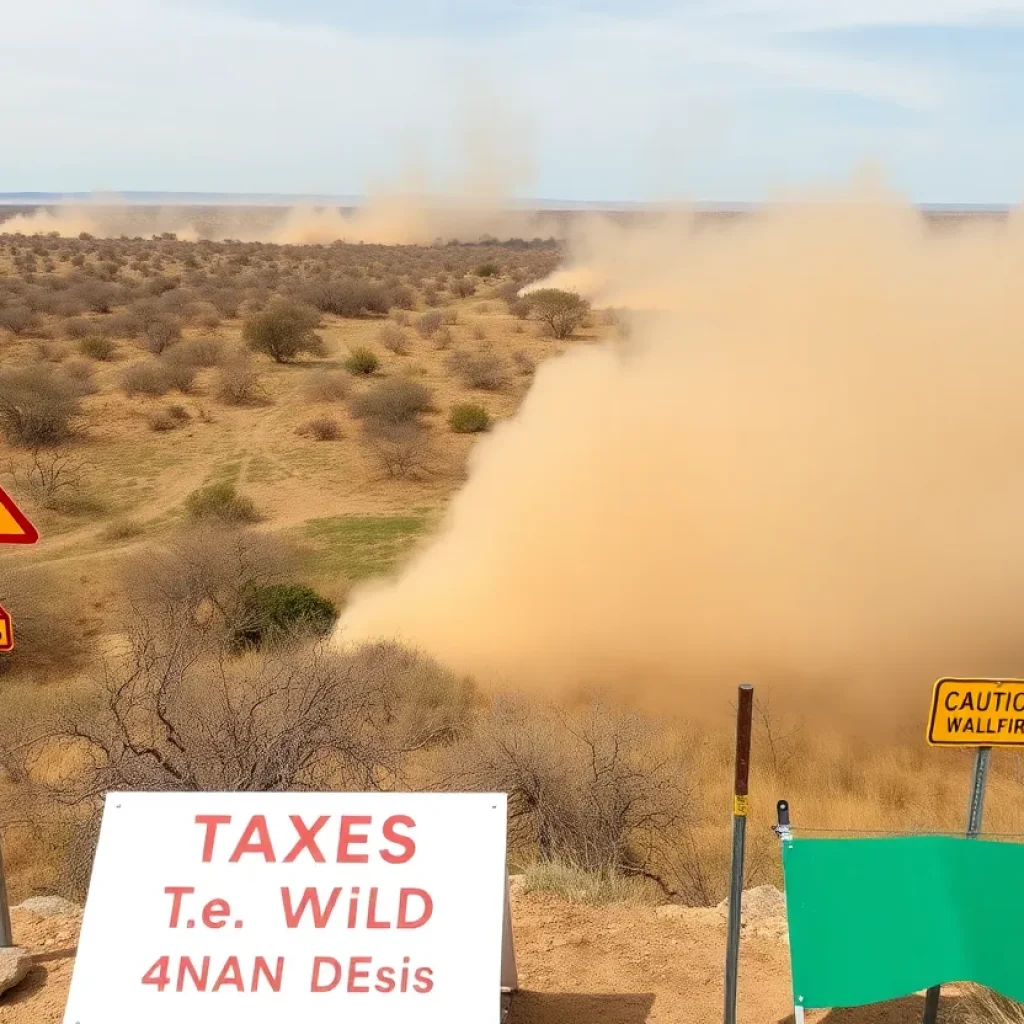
928, 678, 1024, 746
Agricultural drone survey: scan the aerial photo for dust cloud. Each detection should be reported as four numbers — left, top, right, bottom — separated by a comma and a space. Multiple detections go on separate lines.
0, 110, 556, 244
0, 199, 556, 245
336, 183, 1024, 707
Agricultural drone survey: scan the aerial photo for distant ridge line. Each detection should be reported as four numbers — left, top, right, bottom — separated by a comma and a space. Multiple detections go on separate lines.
0, 192, 1012, 214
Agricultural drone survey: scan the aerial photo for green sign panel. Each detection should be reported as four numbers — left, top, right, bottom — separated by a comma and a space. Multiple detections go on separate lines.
783, 836, 1024, 1009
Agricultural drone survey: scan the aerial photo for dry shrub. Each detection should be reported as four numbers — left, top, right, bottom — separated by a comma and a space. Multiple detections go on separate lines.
379, 323, 409, 355
298, 415, 342, 441
343, 346, 380, 375
341, 641, 477, 749
168, 336, 224, 367
0, 565, 87, 680
99, 309, 142, 340
5, 448, 90, 511
441, 307, 459, 326
193, 302, 222, 332
28, 634, 473, 898
305, 278, 392, 318
446, 349, 507, 391
121, 360, 172, 397
0, 306, 41, 335
147, 404, 191, 432
142, 317, 182, 354
121, 357, 195, 397
185, 482, 259, 523
436, 698, 694, 900
350, 377, 432, 427
61, 317, 93, 341
61, 357, 98, 395
303, 369, 349, 402
159, 356, 199, 394
70, 279, 120, 314
361, 420, 431, 479
495, 280, 522, 304
512, 349, 535, 376
416, 310, 444, 338
433, 326, 453, 350
508, 297, 532, 320
0, 364, 82, 446
528, 288, 590, 339
35, 339, 69, 363
959, 988, 1024, 1024
215, 350, 265, 405
243, 300, 324, 363
77, 334, 116, 361
124, 525, 301, 640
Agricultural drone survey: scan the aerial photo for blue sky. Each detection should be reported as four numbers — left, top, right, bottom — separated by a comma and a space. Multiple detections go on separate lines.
1, 0, 1022, 202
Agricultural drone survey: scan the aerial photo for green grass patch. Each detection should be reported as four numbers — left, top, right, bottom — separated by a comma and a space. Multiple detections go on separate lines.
301, 511, 433, 581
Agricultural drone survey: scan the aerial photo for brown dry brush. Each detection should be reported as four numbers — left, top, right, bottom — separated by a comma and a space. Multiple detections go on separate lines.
435, 696, 702, 902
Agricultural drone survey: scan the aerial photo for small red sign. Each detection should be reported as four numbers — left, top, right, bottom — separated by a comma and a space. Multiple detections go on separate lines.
0, 604, 13, 652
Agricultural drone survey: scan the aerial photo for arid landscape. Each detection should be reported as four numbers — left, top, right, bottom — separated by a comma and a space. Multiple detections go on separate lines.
2, 198, 1024, 1023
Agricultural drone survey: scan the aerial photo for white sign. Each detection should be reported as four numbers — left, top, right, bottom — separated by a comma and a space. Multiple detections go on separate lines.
64, 792, 509, 1024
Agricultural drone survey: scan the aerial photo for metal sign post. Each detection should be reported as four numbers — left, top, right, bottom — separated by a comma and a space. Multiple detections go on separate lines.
921, 675, 1007, 1024
0, 831, 12, 947
773, 800, 802, 1024
723, 683, 754, 1024
0, 485, 36, 948
920, 745, 990, 1024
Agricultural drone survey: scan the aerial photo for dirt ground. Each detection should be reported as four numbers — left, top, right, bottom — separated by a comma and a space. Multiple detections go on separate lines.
0, 892, 967, 1024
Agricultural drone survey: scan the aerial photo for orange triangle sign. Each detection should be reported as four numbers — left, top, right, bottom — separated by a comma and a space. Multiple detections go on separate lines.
0, 486, 38, 544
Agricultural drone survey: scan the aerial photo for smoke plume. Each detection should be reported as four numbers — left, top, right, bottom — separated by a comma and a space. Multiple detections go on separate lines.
335, 184, 1024, 706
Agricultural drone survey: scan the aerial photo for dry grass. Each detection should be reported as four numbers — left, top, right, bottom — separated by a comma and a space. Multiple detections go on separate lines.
520, 859, 655, 906
958, 987, 1024, 1024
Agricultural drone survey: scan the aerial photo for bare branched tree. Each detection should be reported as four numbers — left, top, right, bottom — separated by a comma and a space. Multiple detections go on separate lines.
6, 447, 90, 511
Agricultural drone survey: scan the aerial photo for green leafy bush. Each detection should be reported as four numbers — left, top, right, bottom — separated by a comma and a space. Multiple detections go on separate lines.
243, 300, 324, 363
78, 335, 116, 361
527, 288, 590, 339
343, 346, 380, 375
231, 583, 338, 648
449, 403, 491, 433
184, 482, 259, 523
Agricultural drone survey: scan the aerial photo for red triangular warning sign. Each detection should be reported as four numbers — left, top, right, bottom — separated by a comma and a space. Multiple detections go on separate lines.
0, 485, 38, 544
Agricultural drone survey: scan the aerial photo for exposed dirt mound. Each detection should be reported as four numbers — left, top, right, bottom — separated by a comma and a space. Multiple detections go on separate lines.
0, 889, 966, 1023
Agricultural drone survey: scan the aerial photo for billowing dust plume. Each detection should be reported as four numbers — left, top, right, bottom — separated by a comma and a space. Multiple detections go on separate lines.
1, 112, 556, 244
0, 198, 557, 245
336, 185, 1024, 707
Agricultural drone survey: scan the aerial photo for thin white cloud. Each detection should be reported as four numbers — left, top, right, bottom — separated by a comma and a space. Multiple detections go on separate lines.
0, 0, 1019, 199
